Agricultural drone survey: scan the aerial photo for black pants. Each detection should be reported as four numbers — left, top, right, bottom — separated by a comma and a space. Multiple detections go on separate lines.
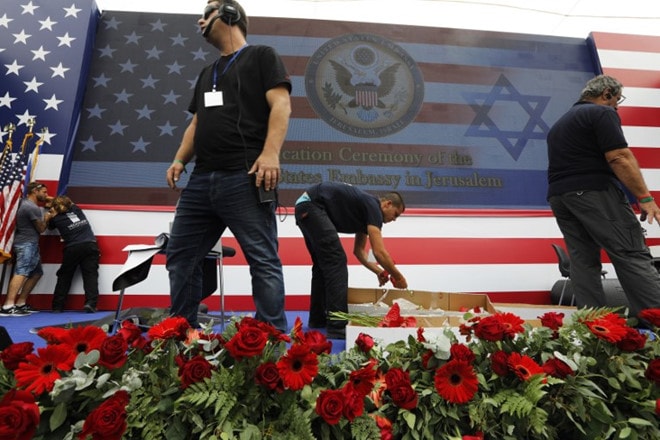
549, 183, 660, 317
52, 242, 100, 310
294, 201, 348, 329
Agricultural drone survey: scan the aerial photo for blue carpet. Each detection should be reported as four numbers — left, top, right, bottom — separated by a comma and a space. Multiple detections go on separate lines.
0, 309, 346, 354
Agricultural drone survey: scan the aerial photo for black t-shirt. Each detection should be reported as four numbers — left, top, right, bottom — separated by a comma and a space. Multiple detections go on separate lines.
189, 45, 291, 172
307, 182, 383, 234
546, 101, 627, 198
48, 205, 96, 247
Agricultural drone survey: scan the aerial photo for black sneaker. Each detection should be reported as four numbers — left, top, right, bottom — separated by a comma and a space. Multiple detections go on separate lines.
84, 304, 97, 313
16, 304, 38, 314
0, 306, 30, 317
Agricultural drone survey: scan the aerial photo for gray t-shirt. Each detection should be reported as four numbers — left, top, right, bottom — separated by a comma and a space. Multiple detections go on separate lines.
14, 199, 43, 244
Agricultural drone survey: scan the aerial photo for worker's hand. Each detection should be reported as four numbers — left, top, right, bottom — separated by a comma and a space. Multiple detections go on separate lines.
377, 270, 390, 287
391, 275, 408, 289
639, 199, 660, 225
166, 160, 186, 190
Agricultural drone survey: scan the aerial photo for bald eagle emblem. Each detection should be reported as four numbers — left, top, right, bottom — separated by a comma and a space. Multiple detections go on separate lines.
305, 34, 424, 138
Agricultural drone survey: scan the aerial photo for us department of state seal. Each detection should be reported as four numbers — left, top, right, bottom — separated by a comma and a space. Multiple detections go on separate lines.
305, 33, 424, 138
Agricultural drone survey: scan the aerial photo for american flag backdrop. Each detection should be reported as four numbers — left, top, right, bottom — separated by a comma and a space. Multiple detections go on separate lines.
0, 0, 99, 263
2, 7, 659, 312
65, 14, 597, 210
589, 33, 660, 204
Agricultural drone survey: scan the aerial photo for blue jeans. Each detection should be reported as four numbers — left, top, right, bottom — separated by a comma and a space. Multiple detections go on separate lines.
13, 242, 43, 277
166, 171, 287, 331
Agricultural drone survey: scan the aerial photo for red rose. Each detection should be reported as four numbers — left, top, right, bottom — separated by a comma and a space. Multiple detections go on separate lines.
97, 335, 129, 370
490, 350, 510, 376
225, 326, 268, 360
656, 398, 660, 416
0, 389, 40, 440
255, 361, 284, 392
474, 316, 505, 342
79, 390, 130, 440
301, 330, 332, 355
179, 355, 214, 389
616, 327, 647, 352
355, 333, 375, 353
639, 309, 660, 327
645, 358, 660, 386
450, 343, 476, 364
385, 368, 418, 410
116, 320, 144, 347
341, 389, 365, 422
539, 312, 564, 331
315, 389, 344, 425
0, 342, 34, 370
542, 358, 574, 378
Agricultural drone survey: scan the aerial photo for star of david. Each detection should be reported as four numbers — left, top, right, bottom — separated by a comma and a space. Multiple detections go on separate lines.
463, 75, 550, 160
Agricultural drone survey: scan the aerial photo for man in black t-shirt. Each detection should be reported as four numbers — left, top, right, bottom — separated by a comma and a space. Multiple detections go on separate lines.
165, 0, 291, 331
295, 182, 408, 339
547, 74, 660, 320
48, 196, 100, 313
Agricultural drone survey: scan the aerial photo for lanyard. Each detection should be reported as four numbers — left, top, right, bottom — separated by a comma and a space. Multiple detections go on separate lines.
211, 44, 248, 91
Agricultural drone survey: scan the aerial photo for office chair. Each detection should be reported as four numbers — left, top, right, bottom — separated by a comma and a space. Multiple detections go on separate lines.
551, 244, 607, 306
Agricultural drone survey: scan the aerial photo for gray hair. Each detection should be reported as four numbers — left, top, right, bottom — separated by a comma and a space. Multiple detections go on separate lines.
580, 75, 623, 100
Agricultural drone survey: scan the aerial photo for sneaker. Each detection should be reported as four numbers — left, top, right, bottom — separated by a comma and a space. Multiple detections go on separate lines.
15, 304, 38, 314
84, 304, 97, 313
0, 306, 30, 317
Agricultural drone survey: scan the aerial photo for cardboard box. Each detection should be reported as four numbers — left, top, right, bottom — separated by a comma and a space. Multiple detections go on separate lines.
493, 303, 578, 327
345, 288, 496, 348
347, 287, 496, 313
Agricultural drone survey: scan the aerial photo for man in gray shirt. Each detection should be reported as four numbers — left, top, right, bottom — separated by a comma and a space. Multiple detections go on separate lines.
1, 181, 53, 316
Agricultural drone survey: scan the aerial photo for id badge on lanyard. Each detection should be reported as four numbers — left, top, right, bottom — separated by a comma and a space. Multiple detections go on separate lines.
205, 45, 248, 108
204, 91, 223, 107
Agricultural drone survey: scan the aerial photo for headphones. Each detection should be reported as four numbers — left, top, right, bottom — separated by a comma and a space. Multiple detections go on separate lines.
219, 0, 241, 25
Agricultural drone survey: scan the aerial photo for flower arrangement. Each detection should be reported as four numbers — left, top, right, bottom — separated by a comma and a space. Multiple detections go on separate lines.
0, 306, 659, 440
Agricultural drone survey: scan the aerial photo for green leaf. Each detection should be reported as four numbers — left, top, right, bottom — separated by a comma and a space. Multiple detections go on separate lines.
403, 411, 416, 430
48, 403, 68, 433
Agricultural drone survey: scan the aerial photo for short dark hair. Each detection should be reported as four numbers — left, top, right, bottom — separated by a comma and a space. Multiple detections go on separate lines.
380, 192, 405, 212
27, 181, 45, 193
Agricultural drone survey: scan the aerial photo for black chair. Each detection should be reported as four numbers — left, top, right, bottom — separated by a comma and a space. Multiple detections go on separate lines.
110, 234, 235, 334
551, 244, 607, 306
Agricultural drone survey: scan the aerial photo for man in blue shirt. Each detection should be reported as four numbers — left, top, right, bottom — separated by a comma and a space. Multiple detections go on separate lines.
295, 182, 408, 339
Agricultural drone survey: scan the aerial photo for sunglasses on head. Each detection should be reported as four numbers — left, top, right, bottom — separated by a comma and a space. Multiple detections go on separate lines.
202, 5, 219, 20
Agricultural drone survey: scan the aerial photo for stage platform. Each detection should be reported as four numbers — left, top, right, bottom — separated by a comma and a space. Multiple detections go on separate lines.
0, 309, 346, 354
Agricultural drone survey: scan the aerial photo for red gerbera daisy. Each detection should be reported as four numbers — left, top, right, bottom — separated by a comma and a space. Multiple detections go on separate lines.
434, 360, 478, 404
277, 343, 318, 390
346, 358, 378, 397
585, 313, 629, 343
57, 325, 108, 362
494, 312, 525, 338
148, 316, 191, 341
14, 345, 74, 396
507, 352, 544, 381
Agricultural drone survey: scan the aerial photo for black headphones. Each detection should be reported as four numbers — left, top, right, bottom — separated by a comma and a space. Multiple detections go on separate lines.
219, 0, 241, 25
